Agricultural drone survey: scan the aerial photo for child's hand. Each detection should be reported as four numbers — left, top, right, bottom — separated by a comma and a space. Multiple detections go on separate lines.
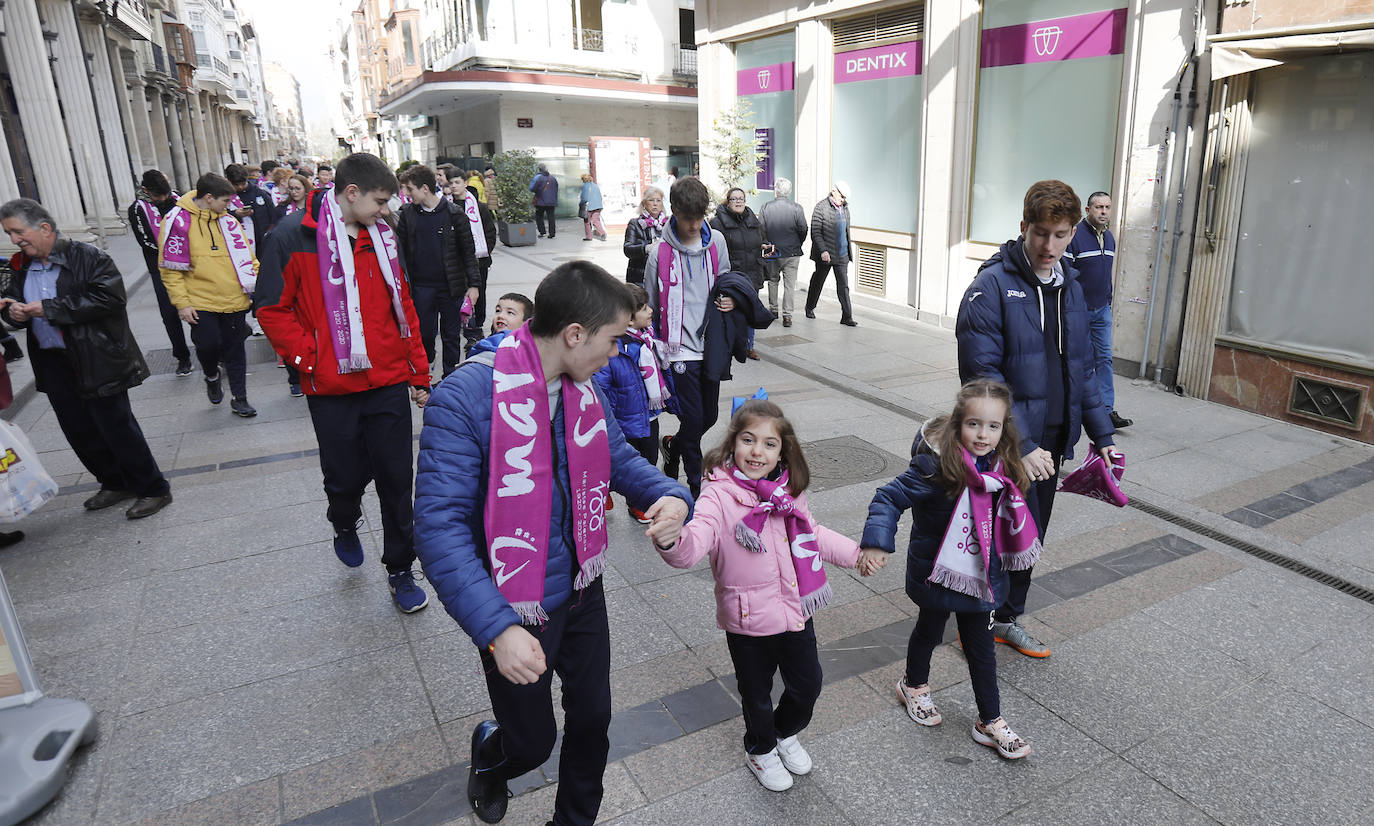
643, 496, 689, 547
857, 548, 888, 577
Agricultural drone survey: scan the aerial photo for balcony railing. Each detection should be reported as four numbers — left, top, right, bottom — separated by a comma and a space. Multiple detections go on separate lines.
676, 46, 697, 76
575, 28, 603, 52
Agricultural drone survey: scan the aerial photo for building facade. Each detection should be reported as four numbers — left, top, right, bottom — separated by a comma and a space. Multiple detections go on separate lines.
697, 0, 1374, 444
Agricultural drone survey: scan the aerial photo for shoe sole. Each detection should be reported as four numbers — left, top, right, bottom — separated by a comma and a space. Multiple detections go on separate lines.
971, 725, 1031, 759
993, 634, 1052, 658
393, 596, 428, 613
895, 683, 942, 727
233, 410, 257, 417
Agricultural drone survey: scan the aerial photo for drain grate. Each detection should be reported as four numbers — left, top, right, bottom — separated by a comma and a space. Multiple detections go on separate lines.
1128, 496, 1374, 605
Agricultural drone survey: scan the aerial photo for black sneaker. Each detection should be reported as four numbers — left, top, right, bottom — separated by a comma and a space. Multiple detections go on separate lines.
230, 397, 257, 417
289, 383, 304, 397
175, 358, 193, 377
2, 338, 23, 363
661, 434, 680, 480
468, 720, 510, 824
205, 373, 224, 404
1110, 410, 1133, 429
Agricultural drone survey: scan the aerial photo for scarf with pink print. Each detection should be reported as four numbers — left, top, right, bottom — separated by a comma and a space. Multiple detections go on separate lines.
158, 198, 255, 295
730, 468, 833, 618
624, 327, 669, 413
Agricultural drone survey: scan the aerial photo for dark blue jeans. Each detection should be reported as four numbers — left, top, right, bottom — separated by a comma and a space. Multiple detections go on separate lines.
1089, 304, 1115, 410
668, 360, 720, 498
997, 425, 1065, 623
478, 578, 611, 826
411, 283, 464, 378
726, 620, 823, 755
906, 607, 1000, 722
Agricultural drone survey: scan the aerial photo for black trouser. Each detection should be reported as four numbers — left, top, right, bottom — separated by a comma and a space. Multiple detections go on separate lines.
463, 258, 490, 354
478, 578, 611, 826
669, 360, 720, 498
285, 364, 301, 387
411, 282, 464, 377
997, 425, 1066, 623
306, 383, 416, 572
189, 309, 249, 398
32, 347, 169, 498
726, 620, 823, 755
907, 607, 1000, 722
805, 259, 853, 321
142, 251, 190, 362
535, 205, 557, 237
626, 419, 659, 468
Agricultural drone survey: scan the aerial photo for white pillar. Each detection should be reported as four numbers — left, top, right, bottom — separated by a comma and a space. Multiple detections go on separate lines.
144, 88, 176, 188
162, 93, 191, 190
42, 0, 120, 225
107, 40, 146, 177
84, 20, 135, 206
2, 0, 86, 232
187, 93, 212, 177
0, 116, 18, 197
793, 19, 832, 213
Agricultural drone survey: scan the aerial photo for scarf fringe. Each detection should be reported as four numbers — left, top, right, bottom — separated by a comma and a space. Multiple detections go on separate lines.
573, 551, 607, 590
161, 260, 191, 271
927, 565, 995, 603
735, 521, 767, 554
511, 601, 550, 626
801, 582, 834, 618
1001, 537, 1043, 571
337, 356, 372, 373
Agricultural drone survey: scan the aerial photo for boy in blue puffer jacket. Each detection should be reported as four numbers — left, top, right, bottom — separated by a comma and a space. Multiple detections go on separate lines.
415, 262, 691, 826
593, 284, 670, 524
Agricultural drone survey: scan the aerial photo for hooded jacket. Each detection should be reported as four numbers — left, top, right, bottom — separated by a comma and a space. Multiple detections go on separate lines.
703, 271, 774, 381
254, 189, 428, 396
861, 422, 1009, 614
6, 239, 149, 398
413, 334, 691, 649
157, 191, 256, 314
592, 333, 656, 439
529, 171, 559, 207
659, 467, 860, 636
644, 220, 730, 362
955, 239, 1115, 461
709, 204, 766, 289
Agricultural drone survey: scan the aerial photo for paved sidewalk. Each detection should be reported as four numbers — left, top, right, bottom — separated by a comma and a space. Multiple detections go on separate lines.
2, 231, 1371, 825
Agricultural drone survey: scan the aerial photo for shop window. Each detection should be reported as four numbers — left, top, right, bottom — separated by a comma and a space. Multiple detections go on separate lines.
831, 4, 924, 234
735, 32, 796, 209
968, 0, 1127, 243
1226, 52, 1374, 365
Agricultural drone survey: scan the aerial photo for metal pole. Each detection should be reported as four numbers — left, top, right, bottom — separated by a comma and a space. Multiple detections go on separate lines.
1155, 60, 1196, 384
1139, 61, 1187, 379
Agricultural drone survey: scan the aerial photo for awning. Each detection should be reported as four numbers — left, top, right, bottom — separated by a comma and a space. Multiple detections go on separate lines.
1210, 25, 1374, 80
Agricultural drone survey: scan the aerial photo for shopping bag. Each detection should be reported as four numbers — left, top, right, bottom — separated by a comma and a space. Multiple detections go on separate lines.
1057, 444, 1127, 507
0, 420, 59, 522
731, 387, 769, 416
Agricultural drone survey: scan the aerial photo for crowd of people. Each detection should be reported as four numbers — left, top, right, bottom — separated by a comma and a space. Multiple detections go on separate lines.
1, 152, 1134, 824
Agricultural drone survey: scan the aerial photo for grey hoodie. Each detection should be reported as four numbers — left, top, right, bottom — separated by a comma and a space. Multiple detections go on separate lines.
644, 220, 730, 361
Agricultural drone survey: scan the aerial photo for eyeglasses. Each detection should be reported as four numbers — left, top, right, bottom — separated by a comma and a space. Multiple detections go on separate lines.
727, 196, 746, 203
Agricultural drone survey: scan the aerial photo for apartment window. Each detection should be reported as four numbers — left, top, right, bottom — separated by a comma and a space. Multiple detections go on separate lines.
968, 0, 1127, 242
403, 20, 416, 65
679, 9, 695, 49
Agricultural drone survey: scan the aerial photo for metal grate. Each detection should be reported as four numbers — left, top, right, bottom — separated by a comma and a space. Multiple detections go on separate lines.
143, 338, 281, 376
1128, 496, 1374, 605
1289, 375, 1364, 430
832, 4, 924, 50
854, 243, 886, 296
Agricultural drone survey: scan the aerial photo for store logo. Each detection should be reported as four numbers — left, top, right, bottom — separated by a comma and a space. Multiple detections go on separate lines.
756, 68, 772, 89
1032, 25, 1063, 56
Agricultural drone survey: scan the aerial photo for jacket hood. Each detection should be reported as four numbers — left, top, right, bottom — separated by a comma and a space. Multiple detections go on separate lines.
663, 217, 714, 253
176, 191, 214, 215
914, 419, 941, 456
468, 330, 509, 359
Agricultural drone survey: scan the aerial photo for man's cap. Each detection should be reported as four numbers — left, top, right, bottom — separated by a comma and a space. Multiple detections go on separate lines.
834, 180, 852, 200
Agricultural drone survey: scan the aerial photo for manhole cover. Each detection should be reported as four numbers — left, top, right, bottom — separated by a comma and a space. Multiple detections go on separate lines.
757, 334, 810, 347
802, 435, 907, 492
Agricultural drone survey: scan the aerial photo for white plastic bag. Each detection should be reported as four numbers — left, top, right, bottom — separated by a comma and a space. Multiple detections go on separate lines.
0, 420, 58, 522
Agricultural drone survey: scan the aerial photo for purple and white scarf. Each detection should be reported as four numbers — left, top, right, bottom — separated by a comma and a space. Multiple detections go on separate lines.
136, 195, 175, 242
654, 228, 721, 355
462, 190, 489, 259
624, 327, 669, 413
315, 190, 411, 373
639, 210, 669, 232
485, 323, 611, 624
228, 195, 255, 254
158, 199, 256, 294
1058, 444, 1128, 507
928, 448, 1042, 603
729, 468, 833, 618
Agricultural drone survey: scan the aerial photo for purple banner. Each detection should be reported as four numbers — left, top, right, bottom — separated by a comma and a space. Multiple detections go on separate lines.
835, 40, 923, 83
755, 128, 774, 191
981, 8, 1127, 68
737, 62, 795, 96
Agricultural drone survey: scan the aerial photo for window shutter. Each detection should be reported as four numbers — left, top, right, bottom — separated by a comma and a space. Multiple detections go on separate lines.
832, 4, 924, 52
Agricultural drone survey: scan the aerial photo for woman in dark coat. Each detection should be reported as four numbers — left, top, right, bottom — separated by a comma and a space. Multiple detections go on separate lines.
623, 186, 668, 285
709, 187, 767, 359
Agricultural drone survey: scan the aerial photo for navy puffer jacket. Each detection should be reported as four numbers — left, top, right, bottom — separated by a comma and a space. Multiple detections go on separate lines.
955, 239, 1114, 461
414, 337, 691, 649
593, 335, 654, 440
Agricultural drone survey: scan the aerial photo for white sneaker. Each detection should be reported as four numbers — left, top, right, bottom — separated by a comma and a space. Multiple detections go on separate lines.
896, 679, 942, 726
776, 735, 812, 775
745, 747, 793, 791
972, 716, 1031, 760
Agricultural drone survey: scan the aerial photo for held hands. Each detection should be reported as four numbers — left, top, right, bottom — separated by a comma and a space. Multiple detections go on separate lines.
857, 548, 888, 577
1025, 448, 1056, 483
491, 624, 547, 685
411, 386, 430, 408
178, 306, 200, 324
643, 496, 689, 547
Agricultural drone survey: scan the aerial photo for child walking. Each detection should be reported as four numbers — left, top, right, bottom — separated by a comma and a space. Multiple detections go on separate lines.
862, 379, 1041, 760
594, 284, 671, 524
657, 400, 887, 791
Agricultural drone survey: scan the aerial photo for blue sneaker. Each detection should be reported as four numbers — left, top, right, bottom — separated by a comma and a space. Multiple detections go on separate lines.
388, 569, 429, 613
333, 530, 364, 567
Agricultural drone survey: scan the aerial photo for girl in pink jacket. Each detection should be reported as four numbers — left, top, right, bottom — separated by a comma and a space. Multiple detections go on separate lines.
657, 400, 887, 792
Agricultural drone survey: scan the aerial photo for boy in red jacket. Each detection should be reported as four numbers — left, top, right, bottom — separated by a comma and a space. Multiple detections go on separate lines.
255, 153, 432, 613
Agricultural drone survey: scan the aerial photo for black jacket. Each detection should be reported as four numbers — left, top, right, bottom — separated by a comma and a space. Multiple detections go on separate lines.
709, 205, 766, 289
128, 196, 176, 272
237, 182, 277, 250
810, 197, 851, 263
393, 198, 481, 298
622, 216, 666, 285
5, 238, 149, 398
701, 271, 774, 381
760, 197, 808, 258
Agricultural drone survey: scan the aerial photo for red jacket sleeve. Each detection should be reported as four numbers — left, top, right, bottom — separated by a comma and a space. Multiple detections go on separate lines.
395, 274, 430, 385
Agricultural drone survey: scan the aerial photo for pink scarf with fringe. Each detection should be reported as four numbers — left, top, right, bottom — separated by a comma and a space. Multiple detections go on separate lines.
729, 468, 832, 618
928, 448, 1042, 603
315, 190, 411, 373
159, 200, 256, 294
624, 327, 669, 413
485, 323, 611, 624
654, 224, 720, 355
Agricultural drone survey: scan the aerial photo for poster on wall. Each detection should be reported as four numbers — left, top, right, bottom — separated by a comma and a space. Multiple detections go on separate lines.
589, 136, 652, 226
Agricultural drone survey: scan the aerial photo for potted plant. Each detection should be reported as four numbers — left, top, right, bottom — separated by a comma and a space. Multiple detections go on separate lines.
490, 149, 539, 247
